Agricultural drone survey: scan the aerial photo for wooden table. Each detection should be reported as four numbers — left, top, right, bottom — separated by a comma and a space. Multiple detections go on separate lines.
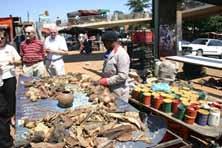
15, 75, 190, 148
129, 99, 222, 146
166, 55, 222, 70
166, 55, 222, 97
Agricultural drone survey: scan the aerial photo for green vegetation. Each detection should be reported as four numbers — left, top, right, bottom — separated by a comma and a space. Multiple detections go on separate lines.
125, 0, 151, 12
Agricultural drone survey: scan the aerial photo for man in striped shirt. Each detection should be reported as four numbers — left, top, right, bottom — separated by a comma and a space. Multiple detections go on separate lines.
20, 26, 47, 77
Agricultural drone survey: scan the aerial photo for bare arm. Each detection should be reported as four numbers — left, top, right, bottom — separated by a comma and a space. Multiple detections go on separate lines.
9, 58, 22, 66
46, 48, 69, 55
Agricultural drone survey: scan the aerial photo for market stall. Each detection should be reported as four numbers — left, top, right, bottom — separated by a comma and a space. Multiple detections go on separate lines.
166, 55, 222, 69
166, 55, 222, 97
15, 74, 190, 147
129, 79, 222, 147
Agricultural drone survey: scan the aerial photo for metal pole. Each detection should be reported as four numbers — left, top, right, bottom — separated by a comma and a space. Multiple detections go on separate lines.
153, 0, 159, 59
27, 11, 30, 22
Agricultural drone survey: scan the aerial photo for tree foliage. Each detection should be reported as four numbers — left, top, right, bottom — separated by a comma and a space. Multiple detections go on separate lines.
126, 0, 151, 12
204, 15, 222, 32
183, 15, 222, 32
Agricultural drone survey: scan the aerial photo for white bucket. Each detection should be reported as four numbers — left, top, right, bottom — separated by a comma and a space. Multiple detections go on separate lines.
208, 108, 221, 127
0, 75, 3, 87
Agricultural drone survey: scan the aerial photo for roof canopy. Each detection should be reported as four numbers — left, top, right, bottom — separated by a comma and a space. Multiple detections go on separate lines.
59, 26, 102, 35
195, 0, 222, 5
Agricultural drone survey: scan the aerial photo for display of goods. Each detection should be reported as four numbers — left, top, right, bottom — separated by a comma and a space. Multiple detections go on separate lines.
186, 106, 197, 118
22, 104, 151, 147
152, 96, 163, 110
199, 78, 222, 90
172, 99, 181, 114
161, 99, 172, 113
196, 109, 209, 126
184, 115, 195, 124
132, 89, 141, 100
208, 108, 221, 127
175, 104, 186, 120
56, 92, 74, 108
132, 81, 221, 127
211, 101, 222, 110
131, 31, 153, 43
23, 73, 116, 110
143, 93, 151, 106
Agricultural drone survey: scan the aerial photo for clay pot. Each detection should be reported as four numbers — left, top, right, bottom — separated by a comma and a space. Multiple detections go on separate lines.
56, 92, 74, 108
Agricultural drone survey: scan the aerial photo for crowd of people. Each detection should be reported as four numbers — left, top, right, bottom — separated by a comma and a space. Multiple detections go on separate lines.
0, 26, 130, 147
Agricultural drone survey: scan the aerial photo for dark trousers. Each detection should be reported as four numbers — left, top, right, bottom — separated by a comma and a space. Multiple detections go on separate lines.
0, 77, 17, 147
0, 118, 13, 148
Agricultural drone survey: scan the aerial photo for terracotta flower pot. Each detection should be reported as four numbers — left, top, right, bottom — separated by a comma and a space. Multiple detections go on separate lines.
56, 92, 74, 108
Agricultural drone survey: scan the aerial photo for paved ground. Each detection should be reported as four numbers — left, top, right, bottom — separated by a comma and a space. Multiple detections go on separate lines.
64, 51, 221, 79
64, 51, 104, 80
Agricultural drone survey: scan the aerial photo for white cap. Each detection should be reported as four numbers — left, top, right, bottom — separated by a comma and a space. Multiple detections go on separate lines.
49, 23, 58, 32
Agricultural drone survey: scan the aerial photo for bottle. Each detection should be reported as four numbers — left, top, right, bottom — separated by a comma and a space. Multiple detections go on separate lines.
154, 59, 162, 77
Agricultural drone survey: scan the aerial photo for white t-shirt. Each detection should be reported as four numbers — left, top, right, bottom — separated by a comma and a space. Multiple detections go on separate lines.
44, 35, 68, 60
0, 44, 21, 79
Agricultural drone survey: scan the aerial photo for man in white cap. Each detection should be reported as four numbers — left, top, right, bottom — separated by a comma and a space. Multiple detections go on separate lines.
44, 24, 69, 76
20, 26, 47, 77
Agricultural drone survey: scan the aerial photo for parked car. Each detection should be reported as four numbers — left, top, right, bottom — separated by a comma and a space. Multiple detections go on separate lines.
178, 40, 190, 51
181, 38, 222, 58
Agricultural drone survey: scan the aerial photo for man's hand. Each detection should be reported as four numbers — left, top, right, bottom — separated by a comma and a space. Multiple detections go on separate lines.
9, 58, 21, 66
9, 58, 15, 65
99, 78, 108, 86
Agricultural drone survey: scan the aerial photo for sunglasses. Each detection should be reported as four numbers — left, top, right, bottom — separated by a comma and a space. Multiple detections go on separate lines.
25, 32, 32, 35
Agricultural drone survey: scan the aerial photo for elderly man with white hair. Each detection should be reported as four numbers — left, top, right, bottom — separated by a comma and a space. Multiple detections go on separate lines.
20, 26, 47, 77
44, 24, 69, 76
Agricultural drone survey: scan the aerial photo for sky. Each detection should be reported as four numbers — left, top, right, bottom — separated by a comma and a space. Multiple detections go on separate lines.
0, 0, 130, 22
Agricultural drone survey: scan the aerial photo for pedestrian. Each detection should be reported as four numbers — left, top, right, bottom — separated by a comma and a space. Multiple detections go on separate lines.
0, 29, 21, 147
99, 31, 130, 101
41, 23, 51, 40
20, 26, 47, 77
44, 24, 69, 76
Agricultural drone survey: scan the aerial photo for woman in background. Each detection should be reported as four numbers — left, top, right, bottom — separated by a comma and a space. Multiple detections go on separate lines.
0, 29, 21, 147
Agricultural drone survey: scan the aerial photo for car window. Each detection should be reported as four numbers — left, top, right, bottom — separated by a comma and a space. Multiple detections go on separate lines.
191, 39, 208, 45
218, 40, 222, 46
208, 40, 217, 46
208, 40, 222, 46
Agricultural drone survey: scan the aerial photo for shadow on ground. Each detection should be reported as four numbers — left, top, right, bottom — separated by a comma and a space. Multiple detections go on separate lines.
63, 52, 104, 63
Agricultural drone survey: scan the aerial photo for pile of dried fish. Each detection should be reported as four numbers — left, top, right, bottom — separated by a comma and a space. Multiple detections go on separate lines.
22, 103, 151, 148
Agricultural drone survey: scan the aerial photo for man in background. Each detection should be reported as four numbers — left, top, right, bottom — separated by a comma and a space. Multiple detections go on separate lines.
44, 24, 69, 76
20, 26, 47, 77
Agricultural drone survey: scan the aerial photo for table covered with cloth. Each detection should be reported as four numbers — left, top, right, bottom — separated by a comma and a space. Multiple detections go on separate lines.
15, 75, 167, 147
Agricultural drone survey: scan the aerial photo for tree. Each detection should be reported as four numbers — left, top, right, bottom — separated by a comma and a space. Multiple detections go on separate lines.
126, 0, 151, 12
183, 15, 222, 33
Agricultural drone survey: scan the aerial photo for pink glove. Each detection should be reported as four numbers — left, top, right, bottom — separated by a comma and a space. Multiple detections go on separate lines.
99, 78, 108, 86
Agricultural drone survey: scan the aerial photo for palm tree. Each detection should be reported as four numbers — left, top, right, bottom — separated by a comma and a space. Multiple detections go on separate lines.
126, 0, 151, 12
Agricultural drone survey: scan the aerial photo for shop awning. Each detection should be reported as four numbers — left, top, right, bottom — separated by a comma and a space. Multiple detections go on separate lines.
58, 26, 102, 35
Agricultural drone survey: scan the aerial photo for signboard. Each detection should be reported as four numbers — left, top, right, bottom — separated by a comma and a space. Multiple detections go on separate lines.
0, 18, 14, 42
